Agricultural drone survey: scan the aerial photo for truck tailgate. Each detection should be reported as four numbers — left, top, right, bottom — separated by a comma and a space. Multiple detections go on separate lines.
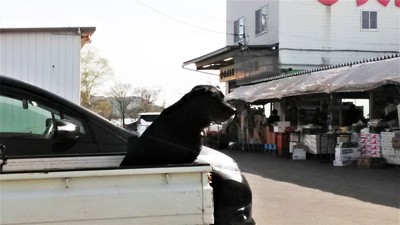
0, 165, 214, 225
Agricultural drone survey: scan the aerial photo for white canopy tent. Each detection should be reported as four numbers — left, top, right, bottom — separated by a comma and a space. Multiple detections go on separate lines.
226, 57, 400, 103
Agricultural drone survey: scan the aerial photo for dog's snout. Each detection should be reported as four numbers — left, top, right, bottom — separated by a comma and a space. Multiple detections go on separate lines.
227, 113, 236, 124
227, 104, 236, 115
222, 104, 236, 122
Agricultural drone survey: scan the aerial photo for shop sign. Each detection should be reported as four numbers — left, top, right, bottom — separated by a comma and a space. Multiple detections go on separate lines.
220, 68, 235, 82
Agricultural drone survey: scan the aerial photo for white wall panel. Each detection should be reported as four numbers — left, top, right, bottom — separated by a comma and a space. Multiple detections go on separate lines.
279, 0, 399, 52
0, 30, 81, 104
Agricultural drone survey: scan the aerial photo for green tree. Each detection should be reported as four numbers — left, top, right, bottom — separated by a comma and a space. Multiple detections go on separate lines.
80, 46, 113, 109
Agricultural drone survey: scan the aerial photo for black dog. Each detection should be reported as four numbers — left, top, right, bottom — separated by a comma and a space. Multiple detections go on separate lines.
120, 85, 236, 166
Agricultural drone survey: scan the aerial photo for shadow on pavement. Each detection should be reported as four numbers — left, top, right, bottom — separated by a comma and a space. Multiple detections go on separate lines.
222, 150, 400, 209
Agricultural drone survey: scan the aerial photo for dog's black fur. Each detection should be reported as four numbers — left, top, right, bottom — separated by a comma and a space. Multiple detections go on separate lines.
120, 85, 236, 166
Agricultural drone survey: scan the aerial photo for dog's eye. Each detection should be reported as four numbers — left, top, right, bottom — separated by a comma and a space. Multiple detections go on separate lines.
211, 92, 221, 99
213, 92, 225, 100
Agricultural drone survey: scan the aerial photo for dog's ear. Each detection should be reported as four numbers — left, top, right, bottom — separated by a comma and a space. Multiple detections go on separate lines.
190, 86, 211, 97
191, 85, 210, 93
191, 85, 224, 97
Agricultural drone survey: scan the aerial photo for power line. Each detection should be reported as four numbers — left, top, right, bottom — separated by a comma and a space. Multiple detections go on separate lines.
136, 0, 235, 36
166, 0, 233, 24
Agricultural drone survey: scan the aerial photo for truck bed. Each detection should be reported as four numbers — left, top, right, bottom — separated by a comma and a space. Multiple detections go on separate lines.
0, 155, 214, 225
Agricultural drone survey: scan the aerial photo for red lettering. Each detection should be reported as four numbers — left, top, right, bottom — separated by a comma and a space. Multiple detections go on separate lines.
318, 0, 339, 5
377, 0, 390, 6
356, 0, 368, 6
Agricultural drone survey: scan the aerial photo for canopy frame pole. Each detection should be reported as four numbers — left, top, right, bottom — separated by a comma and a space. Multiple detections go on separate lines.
328, 93, 334, 132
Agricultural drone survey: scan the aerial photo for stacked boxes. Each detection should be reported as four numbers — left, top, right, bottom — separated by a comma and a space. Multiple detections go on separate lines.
358, 130, 381, 158
303, 134, 320, 154
289, 141, 297, 153
303, 134, 335, 154
380, 131, 400, 165
289, 132, 301, 153
333, 142, 361, 166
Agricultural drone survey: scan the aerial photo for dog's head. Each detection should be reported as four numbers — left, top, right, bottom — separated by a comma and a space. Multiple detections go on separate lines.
120, 85, 236, 167
188, 85, 236, 124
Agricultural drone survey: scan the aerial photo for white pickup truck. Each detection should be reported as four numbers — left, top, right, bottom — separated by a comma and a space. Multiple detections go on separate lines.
0, 75, 255, 225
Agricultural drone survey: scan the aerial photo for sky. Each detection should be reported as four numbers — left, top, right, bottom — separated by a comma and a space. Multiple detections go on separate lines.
0, 0, 227, 106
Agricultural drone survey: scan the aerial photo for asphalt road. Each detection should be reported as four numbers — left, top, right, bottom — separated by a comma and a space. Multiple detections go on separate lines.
222, 150, 400, 225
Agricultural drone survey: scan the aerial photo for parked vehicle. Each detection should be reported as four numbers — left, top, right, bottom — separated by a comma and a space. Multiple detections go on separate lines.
203, 121, 236, 150
126, 112, 161, 135
0, 75, 255, 225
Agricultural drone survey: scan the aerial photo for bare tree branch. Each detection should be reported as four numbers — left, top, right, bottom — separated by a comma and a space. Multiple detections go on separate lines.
108, 82, 135, 127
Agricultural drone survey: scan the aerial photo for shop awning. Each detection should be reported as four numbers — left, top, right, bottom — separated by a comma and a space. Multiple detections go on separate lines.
225, 56, 400, 103
182, 44, 278, 70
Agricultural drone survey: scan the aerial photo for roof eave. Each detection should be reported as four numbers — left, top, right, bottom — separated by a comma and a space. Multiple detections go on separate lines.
0, 26, 96, 48
182, 44, 279, 70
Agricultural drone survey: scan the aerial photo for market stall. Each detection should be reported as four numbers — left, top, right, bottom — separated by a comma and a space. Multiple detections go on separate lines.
225, 55, 400, 166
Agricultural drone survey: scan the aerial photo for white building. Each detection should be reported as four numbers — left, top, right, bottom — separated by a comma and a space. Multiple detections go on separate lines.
0, 27, 96, 104
183, 0, 399, 91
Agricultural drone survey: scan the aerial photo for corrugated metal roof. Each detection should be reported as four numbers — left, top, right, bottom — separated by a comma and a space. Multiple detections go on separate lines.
225, 54, 400, 103
243, 53, 400, 86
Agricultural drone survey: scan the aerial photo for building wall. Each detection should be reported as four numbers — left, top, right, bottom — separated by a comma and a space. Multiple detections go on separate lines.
226, 0, 280, 46
279, 0, 400, 68
226, 0, 399, 70
0, 30, 81, 104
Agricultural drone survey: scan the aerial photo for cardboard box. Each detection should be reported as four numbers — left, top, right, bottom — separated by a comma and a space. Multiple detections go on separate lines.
292, 148, 306, 160
333, 160, 354, 167
290, 133, 300, 142
290, 142, 304, 153
337, 135, 350, 143
380, 139, 393, 148
367, 139, 380, 145
273, 121, 290, 132
368, 133, 380, 139
392, 137, 400, 148
361, 149, 381, 157
357, 158, 371, 168
335, 147, 361, 161
357, 157, 386, 168
381, 147, 395, 156
364, 144, 380, 151
385, 155, 400, 165
381, 131, 400, 138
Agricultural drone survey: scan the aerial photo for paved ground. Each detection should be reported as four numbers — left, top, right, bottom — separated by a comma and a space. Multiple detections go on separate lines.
222, 150, 400, 225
